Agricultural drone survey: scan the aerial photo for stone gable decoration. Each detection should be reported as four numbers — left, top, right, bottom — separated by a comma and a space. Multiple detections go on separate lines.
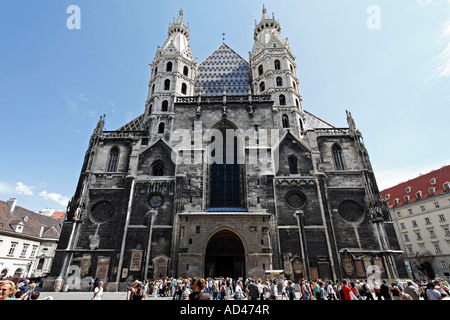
46, 7, 406, 292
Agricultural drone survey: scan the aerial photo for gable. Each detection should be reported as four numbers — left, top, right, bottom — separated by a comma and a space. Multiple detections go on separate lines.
195, 43, 250, 96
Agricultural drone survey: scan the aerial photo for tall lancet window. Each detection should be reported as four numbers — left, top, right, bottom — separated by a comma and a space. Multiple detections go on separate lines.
282, 115, 290, 128
106, 147, 119, 172
288, 155, 298, 174
209, 121, 242, 209
279, 94, 286, 105
332, 144, 345, 171
166, 62, 173, 72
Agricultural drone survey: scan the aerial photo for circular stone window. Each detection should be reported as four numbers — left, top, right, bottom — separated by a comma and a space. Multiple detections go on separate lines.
90, 201, 114, 224
338, 200, 365, 223
286, 192, 306, 209
148, 194, 164, 209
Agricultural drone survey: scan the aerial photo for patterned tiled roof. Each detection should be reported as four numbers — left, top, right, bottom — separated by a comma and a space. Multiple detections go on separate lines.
304, 110, 335, 129
195, 43, 250, 96
116, 114, 145, 131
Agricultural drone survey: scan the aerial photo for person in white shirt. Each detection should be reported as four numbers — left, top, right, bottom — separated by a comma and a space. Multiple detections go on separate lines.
92, 281, 103, 300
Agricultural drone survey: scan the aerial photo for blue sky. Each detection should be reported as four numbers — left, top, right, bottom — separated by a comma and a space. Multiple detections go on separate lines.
0, 0, 449, 212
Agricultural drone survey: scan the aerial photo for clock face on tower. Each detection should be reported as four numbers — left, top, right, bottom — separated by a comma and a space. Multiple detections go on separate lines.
148, 194, 163, 208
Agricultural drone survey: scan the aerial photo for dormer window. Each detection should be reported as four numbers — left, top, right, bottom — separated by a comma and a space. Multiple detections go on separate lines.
404, 195, 410, 202
393, 198, 399, 205
444, 182, 449, 190
385, 194, 390, 200
416, 191, 422, 199
429, 187, 436, 195
406, 187, 411, 193
430, 178, 436, 185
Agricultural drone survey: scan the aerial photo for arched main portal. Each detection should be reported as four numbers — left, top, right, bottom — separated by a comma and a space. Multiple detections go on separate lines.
204, 230, 245, 279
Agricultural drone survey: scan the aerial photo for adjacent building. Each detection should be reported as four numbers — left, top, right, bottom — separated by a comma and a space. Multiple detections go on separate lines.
0, 198, 63, 279
46, 8, 407, 292
380, 165, 450, 281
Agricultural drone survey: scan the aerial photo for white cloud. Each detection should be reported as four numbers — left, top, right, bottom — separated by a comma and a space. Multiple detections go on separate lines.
418, 0, 433, 6
39, 190, 70, 207
15, 182, 34, 195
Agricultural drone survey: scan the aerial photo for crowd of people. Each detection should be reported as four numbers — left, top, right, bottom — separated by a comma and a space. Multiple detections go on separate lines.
118, 276, 450, 301
1, 276, 448, 301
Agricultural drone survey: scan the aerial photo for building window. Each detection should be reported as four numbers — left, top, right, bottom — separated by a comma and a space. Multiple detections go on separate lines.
385, 194, 391, 200
20, 244, 29, 257
406, 187, 411, 193
166, 62, 173, 72
416, 233, 422, 240
435, 244, 441, 253
259, 82, 265, 92
37, 258, 45, 270
279, 94, 286, 105
158, 122, 165, 134
430, 230, 436, 238
408, 209, 413, 215
421, 205, 426, 212
282, 114, 290, 128
181, 83, 187, 95
404, 195, 410, 202
258, 65, 264, 76
106, 147, 119, 172
30, 246, 38, 258
164, 79, 170, 90
430, 178, 436, 185
276, 77, 283, 86
394, 199, 399, 206
444, 182, 449, 190
151, 84, 155, 94
288, 155, 298, 174
404, 234, 409, 242
154, 66, 158, 76
412, 220, 418, 227
332, 144, 345, 171
183, 66, 189, 76
8, 242, 17, 256
400, 223, 405, 229
440, 261, 447, 269
425, 217, 431, 225
151, 161, 164, 176
444, 228, 450, 236
274, 60, 281, 70
162, 100, 168, 112
439, 214, 446, 222
408, 247, 414, 255
416, 191, 422, 199
434, 202, 440, 208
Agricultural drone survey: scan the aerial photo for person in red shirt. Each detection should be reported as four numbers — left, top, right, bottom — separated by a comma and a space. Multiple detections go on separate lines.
341, 279, 352, 300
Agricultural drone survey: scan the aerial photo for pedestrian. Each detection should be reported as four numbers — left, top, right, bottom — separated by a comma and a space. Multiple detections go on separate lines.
361, 279, 373, 300
247, 279, 260, 300
220, 280, 227, 300
390, 282, 402, 300
341, 279, 353, 300
326, 280, 336, 300
89, 277, 95, 292
350, 281, 360, 300
403, 280, 420, 300
380, 280, 391, 300
130, 281, 146, 300
188, 278, 211, 300
426, 282, 443, 300
287, 280, 295, 300
0, 280, 18, 300
269, 279, 278, 300
92, 281, 103, 300
373, 282, 381, 300
432, 280, 448, 298
234, 280, 244, 300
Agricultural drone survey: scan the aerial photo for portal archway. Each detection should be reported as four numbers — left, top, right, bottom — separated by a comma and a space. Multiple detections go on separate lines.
204, 229, 245, 279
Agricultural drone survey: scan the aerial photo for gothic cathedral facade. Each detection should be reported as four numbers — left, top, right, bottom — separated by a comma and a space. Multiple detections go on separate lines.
46, 8, 407, 291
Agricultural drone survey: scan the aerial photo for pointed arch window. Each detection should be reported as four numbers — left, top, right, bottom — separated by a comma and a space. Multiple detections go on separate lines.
259, 81, 265, 92
183, 66, 189, 76
274, 60, 281, 70
181, 83, 187, 95
158, 122, 165, 134
279, 94, 286, 105
151, 161, 164, 176
276, 77, 283, 86
162, 100, 168, 112
164, 79, 170, 90
166, 62, 173, 72
258, 65, 264, 76
288, 155, 298, 174
282, 114, 290, 128
106, 147, 119, 172
332, 144, 345, 171
154, 67, 158, 76
151, 84, 155, 94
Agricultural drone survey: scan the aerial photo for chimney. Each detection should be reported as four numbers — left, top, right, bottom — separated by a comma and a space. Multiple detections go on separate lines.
39, 226, 45, 238
7, 198, 17, 213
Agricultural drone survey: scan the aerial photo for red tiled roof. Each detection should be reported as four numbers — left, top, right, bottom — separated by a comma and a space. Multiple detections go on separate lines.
51, 211, 66, 220
380, 165, 450, 208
